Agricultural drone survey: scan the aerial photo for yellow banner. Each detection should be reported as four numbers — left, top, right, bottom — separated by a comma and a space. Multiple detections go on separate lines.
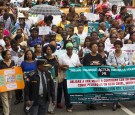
60, 7, 90, 14
0, 67, 25, 92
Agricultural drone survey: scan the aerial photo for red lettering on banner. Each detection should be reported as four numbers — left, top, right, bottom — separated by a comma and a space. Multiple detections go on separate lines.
116, 82, 123, 85
78, 84, 86, 87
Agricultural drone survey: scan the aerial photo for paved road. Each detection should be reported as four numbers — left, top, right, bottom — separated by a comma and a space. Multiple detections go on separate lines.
1, 92, 135, 115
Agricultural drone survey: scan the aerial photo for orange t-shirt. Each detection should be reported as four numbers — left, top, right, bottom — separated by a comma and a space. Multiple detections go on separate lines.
37, 20, 46, 26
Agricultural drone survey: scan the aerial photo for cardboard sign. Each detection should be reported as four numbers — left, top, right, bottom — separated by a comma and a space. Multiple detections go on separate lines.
0, 67, 24, 92
39, 26, 51, 35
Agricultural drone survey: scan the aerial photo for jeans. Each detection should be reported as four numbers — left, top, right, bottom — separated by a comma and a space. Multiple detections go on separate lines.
30, 97, 47, 115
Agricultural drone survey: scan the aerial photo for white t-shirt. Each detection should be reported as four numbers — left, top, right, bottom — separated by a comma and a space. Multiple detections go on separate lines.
77, 33, 87, 45
0, 39, 5, 47
25, 18, 34, 29
59, 53, 81, 79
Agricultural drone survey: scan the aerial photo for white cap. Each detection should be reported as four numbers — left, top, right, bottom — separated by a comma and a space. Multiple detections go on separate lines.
18, 13, 25, 18
19, 41, 27, 47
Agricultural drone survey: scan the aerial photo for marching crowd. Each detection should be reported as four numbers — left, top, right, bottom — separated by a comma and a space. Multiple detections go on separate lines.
0, 0, 135, 115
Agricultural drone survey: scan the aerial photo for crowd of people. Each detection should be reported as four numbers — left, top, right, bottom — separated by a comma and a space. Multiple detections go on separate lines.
0, 0, 134, 115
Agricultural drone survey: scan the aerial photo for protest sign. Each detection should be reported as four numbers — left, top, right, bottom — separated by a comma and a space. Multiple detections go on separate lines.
0, 67, 24, 92
66, 66, 135, 104
39, 26, 51, 35
85, 13, 99, 22
88, 22, 99, 36
109, 0, 125, 7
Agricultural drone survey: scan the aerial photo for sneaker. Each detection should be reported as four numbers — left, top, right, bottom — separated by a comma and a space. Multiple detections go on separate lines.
57, 103, 63, 109
67, 109, 72, 112
48, 111, 55, 114
112, 103, 117, 111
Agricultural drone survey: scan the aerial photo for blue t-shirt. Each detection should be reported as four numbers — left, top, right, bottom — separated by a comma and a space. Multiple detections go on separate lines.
28, 37, 42, 47
21, 61, 37, 72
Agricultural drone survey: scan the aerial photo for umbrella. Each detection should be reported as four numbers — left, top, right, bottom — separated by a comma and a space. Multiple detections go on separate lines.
28, 4, 61, 15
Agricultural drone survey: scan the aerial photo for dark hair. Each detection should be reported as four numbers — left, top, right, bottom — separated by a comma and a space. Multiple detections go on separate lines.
43, 44, 56, 54
49, 0, 55, 5
89, 41, 98, 49
99, 12, 105, 17
3, 36, 10, 41
31, 27, 39, 33
61, 13, 66, 17
57, 26, 63, 34
36, 0, 44, 5
114, 40, 123, 47
10, 39, 17, 46
61, 31, 68, 36
128, 25, 135, 34
110, 33, 117, 38
84, 37, 90, 47
111, 5, 117, 11
3, 12, 10, 20
24, 50, 35, 60
129, 31, 135, 40
14, 34, 22, 41
91, 31, 98, 36
34, 44, 41, 49
77, 23, 84, 28
44, 15, 53, 23
123, 15, 130, 22
69, 7, 75, 13
120, 6, 126, 13
1, 50, 10, 59
98, 42, 105, 48
68, 26, 74, 33
37, 59, 47, 67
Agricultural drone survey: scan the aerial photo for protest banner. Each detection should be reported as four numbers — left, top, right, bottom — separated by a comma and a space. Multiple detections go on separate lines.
66, 66, 135, 104
0, 67, 24, 92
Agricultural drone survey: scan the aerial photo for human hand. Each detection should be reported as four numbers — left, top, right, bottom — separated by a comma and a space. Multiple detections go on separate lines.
25, 100, 32, 107
121, 63, 126, 69
76, 64, 83, 67
112, 64, 118, 69
52, 101, 56, 106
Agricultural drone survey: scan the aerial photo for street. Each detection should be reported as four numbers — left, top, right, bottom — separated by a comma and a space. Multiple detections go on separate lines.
7, 96, 135, 115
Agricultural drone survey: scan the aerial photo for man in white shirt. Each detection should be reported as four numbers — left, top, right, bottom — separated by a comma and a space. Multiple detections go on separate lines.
24, 11, 34, 29
76, 23, 87, 45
